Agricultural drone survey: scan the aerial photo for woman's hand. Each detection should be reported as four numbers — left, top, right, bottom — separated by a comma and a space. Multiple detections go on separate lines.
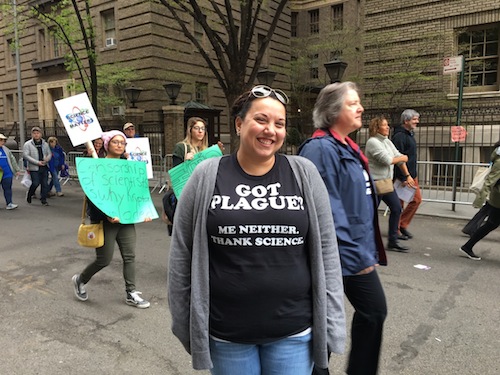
108, 217, 120, 223
143, 217, 152, 222
217, 141, 225, 152
185, 151, 195, 161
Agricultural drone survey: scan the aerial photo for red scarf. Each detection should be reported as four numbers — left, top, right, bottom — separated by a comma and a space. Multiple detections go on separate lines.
312, 128, 370, 172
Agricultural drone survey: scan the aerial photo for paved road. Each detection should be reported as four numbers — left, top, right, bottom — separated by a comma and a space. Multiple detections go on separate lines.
1, 182, 499, 374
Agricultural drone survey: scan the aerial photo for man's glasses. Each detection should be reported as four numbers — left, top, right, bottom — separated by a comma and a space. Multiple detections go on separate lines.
110, 140, 127, 146
251, 85, 289, 105
192, 126, 206, 132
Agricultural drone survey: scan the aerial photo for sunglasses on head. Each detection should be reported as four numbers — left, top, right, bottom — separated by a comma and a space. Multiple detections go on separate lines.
250, 85, 289, 105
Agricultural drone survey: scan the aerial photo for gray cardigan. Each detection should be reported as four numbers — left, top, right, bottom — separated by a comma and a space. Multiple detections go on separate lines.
168, 154, 346, 370
365, 133, 404, 180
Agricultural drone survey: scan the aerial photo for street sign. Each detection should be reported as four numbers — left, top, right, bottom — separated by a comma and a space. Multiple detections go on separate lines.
443, 56, 463, 74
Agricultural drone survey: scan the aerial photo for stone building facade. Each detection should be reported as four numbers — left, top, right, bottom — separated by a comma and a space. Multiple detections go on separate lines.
0, 0, 291, 153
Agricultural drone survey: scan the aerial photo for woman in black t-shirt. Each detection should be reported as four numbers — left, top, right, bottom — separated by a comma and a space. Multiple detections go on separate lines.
168, 86, 346, 374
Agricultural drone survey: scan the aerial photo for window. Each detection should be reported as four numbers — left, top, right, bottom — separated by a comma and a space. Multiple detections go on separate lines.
458, 25, 499, 89
5, 94, 16, 122
258, 33, 269, 68
194, 17, 204, 43
37, 28, 64, 61
291, 12, 298, 37
310, 54, 319, 79
6, 38, 16, 68
331, 4, 343, 31
102, 9, 116, 47
309, 9, 319, 35
195, 82, 208, 105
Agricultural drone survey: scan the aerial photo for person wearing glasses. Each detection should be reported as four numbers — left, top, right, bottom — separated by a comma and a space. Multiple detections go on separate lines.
172, 117, 209, 167
168, 85, 346, 374
299, 82, 387, 375
72, 130, 151, 309
0, 133, 21, 210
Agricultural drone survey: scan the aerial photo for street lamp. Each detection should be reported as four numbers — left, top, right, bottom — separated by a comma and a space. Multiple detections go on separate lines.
163, 82, 182, 105
256, 69, 277, 86
124, 86, 144, 108
324, 58, 348, 83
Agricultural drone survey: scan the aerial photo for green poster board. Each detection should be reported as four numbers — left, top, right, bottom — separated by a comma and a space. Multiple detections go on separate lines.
168, 144, 223, 199
76, 157, 159, 224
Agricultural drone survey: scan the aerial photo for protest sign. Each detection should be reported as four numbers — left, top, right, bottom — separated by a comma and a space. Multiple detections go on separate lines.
77, 157, 159, 224
168, 144, 223, 198
126, 138, 153, 179
54, 93, 103, 147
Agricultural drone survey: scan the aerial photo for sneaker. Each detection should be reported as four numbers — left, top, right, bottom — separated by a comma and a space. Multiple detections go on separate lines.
126, 291, 150, 308
57, 192, 64, 197
72, 274, 88, 301
6, 203, 18, 210
26, 191, 32, 204
41, 200, 49, 206
459, 247, 481, 261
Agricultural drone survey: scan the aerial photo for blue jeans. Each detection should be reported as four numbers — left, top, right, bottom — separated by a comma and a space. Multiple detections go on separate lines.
28, 166, 49, 202
378, 190, 402, 243
48, 167, 62, 193
209, 331, 313, 375
1, 176, 13, 204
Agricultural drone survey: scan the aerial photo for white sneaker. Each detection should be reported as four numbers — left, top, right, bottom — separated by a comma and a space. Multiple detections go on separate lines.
57, 192, 64, 196
126, 291, 150, 308
6, 203, 18, 210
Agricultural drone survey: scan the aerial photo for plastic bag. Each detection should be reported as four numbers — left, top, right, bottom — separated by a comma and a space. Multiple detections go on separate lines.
21, 172, 32, 189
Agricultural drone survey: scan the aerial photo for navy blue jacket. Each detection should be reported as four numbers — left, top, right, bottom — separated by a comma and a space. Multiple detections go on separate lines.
299, 130, 387, 275
392, 126, 417, 179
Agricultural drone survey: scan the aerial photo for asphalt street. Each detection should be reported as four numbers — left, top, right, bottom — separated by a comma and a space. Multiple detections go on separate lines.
1, 181, 499, 375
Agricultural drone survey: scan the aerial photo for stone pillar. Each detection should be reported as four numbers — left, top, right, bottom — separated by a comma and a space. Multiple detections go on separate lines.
124, 108, 145, 133
162, 105, 185, 155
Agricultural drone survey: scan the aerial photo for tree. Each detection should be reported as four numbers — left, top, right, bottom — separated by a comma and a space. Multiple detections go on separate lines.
158, 0, 289, 149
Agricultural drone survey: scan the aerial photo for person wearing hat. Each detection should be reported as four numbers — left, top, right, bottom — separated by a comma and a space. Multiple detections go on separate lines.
72, 130, 151, 308
23, 127, 51, 206
123, 122, 139, 138
0, 133, 21, 210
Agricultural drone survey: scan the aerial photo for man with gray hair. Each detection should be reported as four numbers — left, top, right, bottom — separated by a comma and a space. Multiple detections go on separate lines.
392, 109, 421, 239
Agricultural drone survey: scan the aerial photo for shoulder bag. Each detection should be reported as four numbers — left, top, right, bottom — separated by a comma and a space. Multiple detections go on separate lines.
77, 198, 104, 248
470, 166, 491, 195
374, 178, 394, 195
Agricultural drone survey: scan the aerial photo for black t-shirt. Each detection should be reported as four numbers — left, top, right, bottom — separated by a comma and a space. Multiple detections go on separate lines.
207, 154, 311, 344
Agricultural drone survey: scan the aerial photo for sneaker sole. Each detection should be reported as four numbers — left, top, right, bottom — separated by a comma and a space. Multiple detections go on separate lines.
72, 275, 88, 301
126, 300, 151, 309
459, 247, 481, 261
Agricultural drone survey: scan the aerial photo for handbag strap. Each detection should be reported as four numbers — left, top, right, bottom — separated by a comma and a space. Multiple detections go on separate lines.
81, 198, 87, 224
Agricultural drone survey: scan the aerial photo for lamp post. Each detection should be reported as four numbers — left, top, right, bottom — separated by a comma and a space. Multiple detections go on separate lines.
163, 82, 182, 105
256, 69, 277, 86
324, 58, 348, 83
124, 86, 143, 108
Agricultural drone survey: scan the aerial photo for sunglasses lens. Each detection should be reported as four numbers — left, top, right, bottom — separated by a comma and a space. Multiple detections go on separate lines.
274, 91, 289, 105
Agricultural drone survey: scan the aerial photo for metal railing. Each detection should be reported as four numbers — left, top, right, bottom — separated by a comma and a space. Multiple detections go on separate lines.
417, 161, 489, 208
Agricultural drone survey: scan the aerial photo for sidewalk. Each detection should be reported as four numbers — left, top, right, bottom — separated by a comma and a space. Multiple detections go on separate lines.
378, 199, 477, 222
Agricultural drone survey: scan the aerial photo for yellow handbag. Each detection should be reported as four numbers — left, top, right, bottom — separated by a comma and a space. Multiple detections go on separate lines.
77, 198, 104, 248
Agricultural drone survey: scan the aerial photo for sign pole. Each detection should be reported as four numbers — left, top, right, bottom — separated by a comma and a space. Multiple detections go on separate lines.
451, 55, 465, 211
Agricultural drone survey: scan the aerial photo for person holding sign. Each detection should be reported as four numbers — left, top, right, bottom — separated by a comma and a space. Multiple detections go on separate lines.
168, 85, 346, 374
172, 117, 209, 167
365, 116, 411, 252
72, 130, 150, 309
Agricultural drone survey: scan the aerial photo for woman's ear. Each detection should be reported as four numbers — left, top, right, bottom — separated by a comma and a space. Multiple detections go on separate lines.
235, 116, 242, 135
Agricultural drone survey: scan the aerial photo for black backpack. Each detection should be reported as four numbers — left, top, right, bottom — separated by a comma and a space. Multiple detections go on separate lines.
162, 188, 177, 223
